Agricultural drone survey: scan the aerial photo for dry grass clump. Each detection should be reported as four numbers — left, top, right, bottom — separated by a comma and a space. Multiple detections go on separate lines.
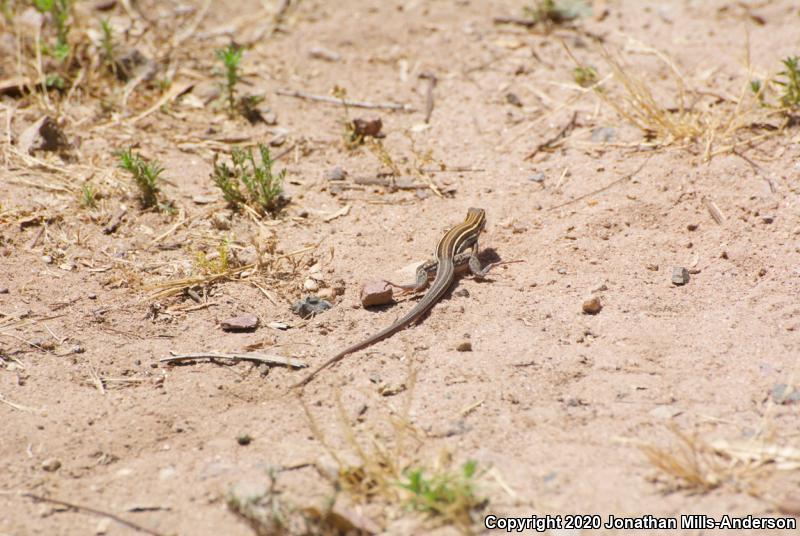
640, 422, 800, 494
571, 42, 795, 160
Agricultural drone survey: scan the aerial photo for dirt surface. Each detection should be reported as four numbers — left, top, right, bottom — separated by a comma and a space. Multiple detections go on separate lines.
2, 0, 800, 534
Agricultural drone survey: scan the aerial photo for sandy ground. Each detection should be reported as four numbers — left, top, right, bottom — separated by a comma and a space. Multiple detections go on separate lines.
1, 0, 800, 534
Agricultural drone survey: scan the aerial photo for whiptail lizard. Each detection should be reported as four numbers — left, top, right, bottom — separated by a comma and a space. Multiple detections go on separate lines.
294, 207, 493, 388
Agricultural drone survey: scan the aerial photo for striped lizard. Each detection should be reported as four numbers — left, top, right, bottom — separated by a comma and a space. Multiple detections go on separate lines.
294, 207, 492, 388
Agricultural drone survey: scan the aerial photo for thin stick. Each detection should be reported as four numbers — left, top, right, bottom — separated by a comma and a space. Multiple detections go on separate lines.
703, 196, 725, 225
548, 156, 651, 211
0, 393, 42, 413
524, 111, 578, 160
492, 16, 536, 28
419, 72, 437, 123
275, 89, 415, 112
6, 491, 166, 536
161, 352, 306, 368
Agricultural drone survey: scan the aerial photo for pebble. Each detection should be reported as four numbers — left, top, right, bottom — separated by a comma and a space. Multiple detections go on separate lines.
19, 116, 68, 154
360, 280, 393, 307
324, 166, 347, 181
87, 292, 97, 299
291, 296, 332, 318
351, 117, 383, 138
455, 340, 472, 352
317, 287, 336, 300
771, 384, 800, 405
220, 314, 260, 332
582, 296, 602, 315
649, 405, 682, 420
671, 267, 689, 286
211, 211, 231, 230
95, 518, 111, 535
308, 45, 341, 62
590, 126, 616, 143
41, 458, 61, 472
645, 263, 659, 271
41, 255, 53, 264
267, 321, 289, 330
505, 92, 523, 107
303, 278, 320, 292
0, 287, 8, 294
761, 215, 774, 224
192, 194, 216, 205
528, 172, 545, 183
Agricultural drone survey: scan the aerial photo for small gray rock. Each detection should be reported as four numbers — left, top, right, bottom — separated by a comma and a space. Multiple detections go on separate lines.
649, 405, 682, 419
0, 287, 8, 294
591, 126, 616, 143
761, 215, 774, 224
220, 314, 260, 332
528, 172, 545, 183
671, 267, 689, 286
19, 116, 69, 154
505, 92, 523, 107
291, 296, 332, 318
771, 384, 800, 405
114, 47, 154, 82
324, 167, 347, 181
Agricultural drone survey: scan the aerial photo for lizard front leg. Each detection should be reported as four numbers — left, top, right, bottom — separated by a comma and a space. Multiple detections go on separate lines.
467, 242, 497, 280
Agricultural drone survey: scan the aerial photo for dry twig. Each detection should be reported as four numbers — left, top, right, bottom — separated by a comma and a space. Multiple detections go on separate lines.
276, 89, 415, 112
161, 351, 306, 368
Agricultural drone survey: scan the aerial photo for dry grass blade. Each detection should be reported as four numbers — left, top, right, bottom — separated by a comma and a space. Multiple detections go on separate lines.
640, 426, 723, 492
638, 423, 793, 493
146, 264, 255, 299
570, 41, 783, 160
597, 50, 704, 144
0, 393, 44, 413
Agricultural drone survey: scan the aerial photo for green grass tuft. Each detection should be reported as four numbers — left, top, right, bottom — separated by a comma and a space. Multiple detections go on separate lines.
776, 56, 800, 109
216, 43, 243, 114
212, 145, 285, 215
398, 459, 484, 525
116, 148, 165, 209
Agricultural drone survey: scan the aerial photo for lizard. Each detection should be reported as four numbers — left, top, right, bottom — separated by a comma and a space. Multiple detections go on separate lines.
293, 207, 493, 388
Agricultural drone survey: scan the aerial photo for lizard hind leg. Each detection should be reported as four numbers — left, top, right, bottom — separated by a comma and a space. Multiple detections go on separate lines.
387, 260, 437, 294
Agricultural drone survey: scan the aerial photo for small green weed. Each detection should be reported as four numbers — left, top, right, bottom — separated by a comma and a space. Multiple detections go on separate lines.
331, 85, 365, 149
398, 460, 484, 527
212, 144, 285, 214
195, 238, 232, 275
523, 0, 591, 25
116, 148, 164, 209
216, 43, 243, 114
80, 183, 97, 209
776, 56, 800, 109
99, 19, 116, 74
573, 65, 598, 87
34, 0, 70, 62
